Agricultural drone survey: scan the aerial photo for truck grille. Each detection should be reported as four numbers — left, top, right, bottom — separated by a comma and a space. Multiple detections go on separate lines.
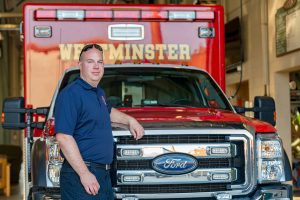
117, 135, 227, 144
113, 132, 252, 199
117, 158, 231, 170
119, 183, 228, 193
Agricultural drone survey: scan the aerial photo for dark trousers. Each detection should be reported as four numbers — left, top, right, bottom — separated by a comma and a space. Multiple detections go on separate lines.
60, 161, 114, 200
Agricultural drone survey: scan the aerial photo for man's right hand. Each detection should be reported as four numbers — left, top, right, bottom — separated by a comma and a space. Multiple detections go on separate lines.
56, 134, 100, 195
80, 171, 100, 195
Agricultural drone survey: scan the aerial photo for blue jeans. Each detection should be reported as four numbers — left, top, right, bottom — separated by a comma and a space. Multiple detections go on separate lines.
60, 161, 114, 200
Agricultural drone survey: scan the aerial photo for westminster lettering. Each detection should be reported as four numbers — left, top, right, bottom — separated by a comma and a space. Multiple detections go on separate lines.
59, 43, 191, 61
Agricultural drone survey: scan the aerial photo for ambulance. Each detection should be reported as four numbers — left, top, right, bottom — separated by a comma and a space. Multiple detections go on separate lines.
1, 3, 292, 200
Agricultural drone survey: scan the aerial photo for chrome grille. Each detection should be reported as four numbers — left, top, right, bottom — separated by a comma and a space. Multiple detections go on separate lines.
117, 134, 227, 145
119, 183, 228, 193
113, 130, 254, 199
117, 158, 231, 170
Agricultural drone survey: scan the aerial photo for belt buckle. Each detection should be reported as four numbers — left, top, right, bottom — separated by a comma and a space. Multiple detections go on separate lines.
105, 164, 110, 170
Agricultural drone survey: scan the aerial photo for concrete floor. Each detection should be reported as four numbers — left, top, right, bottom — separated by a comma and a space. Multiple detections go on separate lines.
0, 185, 22, 200
0, 162, 23, 200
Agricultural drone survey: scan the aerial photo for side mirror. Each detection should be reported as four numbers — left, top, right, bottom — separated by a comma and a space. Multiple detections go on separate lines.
36, 107, 49, 116
2, 97, 26, 129
1, 97, 49, 130
234, 106, 245, 114
254, 96, 276, 126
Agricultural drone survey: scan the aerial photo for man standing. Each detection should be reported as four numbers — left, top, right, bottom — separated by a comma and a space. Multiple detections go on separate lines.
54, 44, 144, 199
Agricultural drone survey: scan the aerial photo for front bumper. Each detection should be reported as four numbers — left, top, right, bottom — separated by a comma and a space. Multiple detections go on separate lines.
116, 184, 293, 200
231, 184, 293, 200
34, 184, 292, 200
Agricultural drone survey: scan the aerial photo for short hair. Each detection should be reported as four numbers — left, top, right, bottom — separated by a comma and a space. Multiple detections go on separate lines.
79, 44, 103, 61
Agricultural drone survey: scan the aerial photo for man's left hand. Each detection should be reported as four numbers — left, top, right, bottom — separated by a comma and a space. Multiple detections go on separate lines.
128, 118, 144, 140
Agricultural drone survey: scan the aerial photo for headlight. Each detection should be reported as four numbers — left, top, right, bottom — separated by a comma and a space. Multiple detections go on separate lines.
46, 137, 63, 186
48, 163, 62, 186
46, 137, 64, 164
260, 160, 283, 181
256, 134, 285, 183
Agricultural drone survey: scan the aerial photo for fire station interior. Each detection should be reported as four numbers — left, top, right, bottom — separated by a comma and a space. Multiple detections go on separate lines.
0, 0, 300, 199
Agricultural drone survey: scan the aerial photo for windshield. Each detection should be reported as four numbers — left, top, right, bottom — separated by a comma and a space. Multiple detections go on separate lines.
61, 67, 231, 110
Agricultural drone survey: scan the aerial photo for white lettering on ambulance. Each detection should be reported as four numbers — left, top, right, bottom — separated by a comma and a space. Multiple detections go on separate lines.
59, 44, 73, 60
155, 44, 167, 60
168, 44, 178, 60
145, 44, 155, 60
124, 44, 131, 60
59, 44, 191, 61
179, 44, 191, 60
132, 44, 144, 60
74, 44, 85, 60
109, 44, 124, 60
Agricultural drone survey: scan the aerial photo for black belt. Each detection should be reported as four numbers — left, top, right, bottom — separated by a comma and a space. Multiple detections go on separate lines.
84, 161, 111, 170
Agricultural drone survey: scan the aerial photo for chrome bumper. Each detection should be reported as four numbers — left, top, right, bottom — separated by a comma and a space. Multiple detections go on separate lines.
118, 184, 292, 200
33, 184, 292, 200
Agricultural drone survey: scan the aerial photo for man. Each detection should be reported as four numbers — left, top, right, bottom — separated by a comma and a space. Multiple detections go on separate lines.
54, 44, 144, 200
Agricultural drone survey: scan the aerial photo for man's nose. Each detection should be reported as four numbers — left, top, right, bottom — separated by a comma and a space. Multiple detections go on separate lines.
93, 62, 100, 68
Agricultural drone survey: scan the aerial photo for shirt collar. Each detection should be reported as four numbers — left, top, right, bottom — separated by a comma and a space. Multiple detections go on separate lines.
77, 77, 98, 91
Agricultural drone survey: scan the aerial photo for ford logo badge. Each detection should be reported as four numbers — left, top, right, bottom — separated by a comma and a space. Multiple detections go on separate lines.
152, 153, 198, 175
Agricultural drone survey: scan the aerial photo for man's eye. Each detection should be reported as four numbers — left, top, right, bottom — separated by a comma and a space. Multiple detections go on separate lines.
87, 60, 93, 63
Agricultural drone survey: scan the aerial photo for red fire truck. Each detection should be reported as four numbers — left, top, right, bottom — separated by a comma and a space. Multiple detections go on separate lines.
1, 3, 292, 200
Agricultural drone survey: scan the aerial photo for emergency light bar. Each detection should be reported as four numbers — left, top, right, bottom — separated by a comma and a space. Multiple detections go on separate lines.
85, 10, 112, 20
57, 10, 84, 20
114, 10, 140, 20
108, 24, 144, 40
169, 11, 195, 20
141, 11, 168, 21
35, 9, 215, 21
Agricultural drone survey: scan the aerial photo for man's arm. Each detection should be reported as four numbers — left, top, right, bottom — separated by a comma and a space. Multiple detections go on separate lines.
56, 133, 100, 195
110, 108, 144, 140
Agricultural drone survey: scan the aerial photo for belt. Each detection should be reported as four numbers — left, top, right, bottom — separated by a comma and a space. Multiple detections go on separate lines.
84, 161, 111, 170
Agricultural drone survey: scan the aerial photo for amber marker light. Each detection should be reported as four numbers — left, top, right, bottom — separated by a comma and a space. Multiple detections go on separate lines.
1, 112, 4, 124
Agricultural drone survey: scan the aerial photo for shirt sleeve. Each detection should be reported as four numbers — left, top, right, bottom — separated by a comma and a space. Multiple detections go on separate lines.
54, 89, 78, 135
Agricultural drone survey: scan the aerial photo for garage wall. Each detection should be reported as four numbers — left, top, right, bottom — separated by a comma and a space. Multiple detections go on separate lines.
268, 0, 300, 161
225, 0, 268, 100
224, 0, 300, 161
0, 1, 23, 146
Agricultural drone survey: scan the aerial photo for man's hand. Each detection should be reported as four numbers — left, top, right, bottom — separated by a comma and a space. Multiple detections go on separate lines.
110, 108, 145, 140
56, 134, 100, 195
80, 171, 100, 195
129, 118, 144, 140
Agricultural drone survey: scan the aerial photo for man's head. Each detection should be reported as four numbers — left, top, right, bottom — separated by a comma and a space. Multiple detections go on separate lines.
79, 44, 104, 87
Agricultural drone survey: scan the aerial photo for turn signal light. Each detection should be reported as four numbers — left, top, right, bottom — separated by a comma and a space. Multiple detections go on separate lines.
1, 112, 4, 124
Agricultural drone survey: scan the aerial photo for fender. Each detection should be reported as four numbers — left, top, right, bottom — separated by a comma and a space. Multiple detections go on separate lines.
31, 139, 47, 187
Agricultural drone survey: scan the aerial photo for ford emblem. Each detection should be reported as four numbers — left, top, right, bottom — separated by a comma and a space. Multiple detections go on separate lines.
152, 153, 198, 175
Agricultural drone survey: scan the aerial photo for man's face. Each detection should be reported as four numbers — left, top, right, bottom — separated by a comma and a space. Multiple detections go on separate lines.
79, 47, 104, 87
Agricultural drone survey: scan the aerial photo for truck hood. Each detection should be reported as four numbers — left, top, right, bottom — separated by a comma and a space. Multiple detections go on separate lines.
119, 107, 276, 133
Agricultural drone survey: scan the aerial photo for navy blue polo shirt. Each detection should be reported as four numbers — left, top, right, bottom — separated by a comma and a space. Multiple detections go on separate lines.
54, 77, 113, 164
